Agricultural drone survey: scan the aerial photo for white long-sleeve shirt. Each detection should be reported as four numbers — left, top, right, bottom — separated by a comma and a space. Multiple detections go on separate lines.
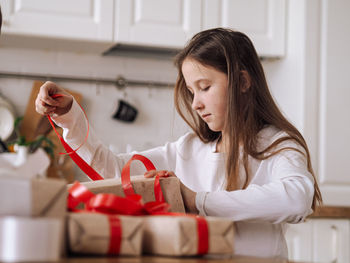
53, 100, 315, 259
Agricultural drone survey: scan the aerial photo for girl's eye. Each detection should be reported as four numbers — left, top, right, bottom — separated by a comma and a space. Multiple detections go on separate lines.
201, 86, 210, 91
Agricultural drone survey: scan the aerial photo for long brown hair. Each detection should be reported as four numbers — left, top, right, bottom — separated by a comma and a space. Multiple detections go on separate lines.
174, 28, 322, 210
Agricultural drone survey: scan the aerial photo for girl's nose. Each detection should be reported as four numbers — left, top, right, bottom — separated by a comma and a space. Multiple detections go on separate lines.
191, 94, 203, 111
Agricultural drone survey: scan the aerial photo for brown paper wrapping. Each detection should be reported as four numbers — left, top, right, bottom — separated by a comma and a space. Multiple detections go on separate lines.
142, 216, 234, 256
0, 176, 67, 217
71, 175, 185, 213
68, 213, 143, 256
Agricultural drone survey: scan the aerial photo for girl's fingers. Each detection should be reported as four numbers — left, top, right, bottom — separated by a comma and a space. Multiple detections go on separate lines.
144, 170, 176, 178
144, 170, 157, 178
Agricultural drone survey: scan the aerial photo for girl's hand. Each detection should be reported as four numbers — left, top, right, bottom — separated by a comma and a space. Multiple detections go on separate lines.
180, 182, 199, 214
144, 169, 198, 214
35, 81, 73, 116
144, 170, 176, 178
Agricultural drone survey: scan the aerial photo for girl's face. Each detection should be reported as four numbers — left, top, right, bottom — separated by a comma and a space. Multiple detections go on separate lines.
182, 58, 228, 132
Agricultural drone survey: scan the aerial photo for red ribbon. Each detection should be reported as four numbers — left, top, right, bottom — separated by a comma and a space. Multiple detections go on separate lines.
68, 181, 209, 255
121, 154, 165, 203
47, 94, 103, 181
48, 94, 208, 255
108, 215, 122, 255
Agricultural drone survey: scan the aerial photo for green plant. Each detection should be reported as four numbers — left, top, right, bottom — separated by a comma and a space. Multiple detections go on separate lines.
8, 116, 55, 158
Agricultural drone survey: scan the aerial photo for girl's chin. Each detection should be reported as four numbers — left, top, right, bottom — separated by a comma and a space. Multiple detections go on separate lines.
207, 124, 222, 132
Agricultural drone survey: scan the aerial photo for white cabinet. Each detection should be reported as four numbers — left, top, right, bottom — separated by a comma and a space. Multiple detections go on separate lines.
202, 0, 286, 57
0, 0, 114, 42
285, 219, 350, 263
316, 0, 350, 206
114, 0, 202, 49
114, 0, 286, 56
0, 0, 285, 57
302, 0, 350, 206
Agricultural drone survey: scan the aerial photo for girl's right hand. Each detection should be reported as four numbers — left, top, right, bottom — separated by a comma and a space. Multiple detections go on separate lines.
35, 81, 73, 116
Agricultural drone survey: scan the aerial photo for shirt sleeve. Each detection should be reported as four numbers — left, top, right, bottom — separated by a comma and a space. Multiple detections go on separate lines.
196, 148, 315, 224
51, 99, 178, 179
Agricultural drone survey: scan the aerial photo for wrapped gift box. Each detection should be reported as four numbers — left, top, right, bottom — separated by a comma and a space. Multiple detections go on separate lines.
68, 212, 143, 256
0, 216, 64, 262
0, 176, 67, 217
142, 215, 234, 256
71, 175, 185, 213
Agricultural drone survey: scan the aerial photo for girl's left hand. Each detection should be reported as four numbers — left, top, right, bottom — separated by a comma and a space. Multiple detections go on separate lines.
144, 170, 199, 214
144, 170, 175, 178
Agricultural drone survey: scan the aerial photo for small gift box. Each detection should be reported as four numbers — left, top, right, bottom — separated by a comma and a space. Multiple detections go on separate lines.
142, 215, 234, 256
0, 216, 64, 262
0, 176, 67, 217
71, 175, 185, 213
68, 212, 143, 256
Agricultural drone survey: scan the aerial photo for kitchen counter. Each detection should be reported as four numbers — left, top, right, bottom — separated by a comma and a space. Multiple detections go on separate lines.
56, 256, 308, 263
309, 206, 350, 218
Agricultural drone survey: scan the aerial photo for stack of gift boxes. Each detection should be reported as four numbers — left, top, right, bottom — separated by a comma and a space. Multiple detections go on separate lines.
0, 157, 235, 261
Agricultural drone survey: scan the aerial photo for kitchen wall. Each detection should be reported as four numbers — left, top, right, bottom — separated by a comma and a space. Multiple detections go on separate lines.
0, 0, 308, 180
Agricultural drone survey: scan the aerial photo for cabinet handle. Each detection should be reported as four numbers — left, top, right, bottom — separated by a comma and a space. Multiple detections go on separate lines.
331, 225, 338, 263
3, 19, 10, 26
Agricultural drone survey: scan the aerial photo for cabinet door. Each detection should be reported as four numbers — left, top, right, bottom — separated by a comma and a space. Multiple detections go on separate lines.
0, 0, 113, 42
285, 221, 313, 262
285, 219, 350, 263
114, 0, 201, 49
317, 0, 350, 206
312, 219, 350, 263
202, 0, 286, 57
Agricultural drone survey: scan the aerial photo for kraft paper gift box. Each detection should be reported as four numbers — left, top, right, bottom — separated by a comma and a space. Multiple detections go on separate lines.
0, 176, 67, 217
71, 175, 185, 213
68, 212, 143, 256
142, 215, 234, 256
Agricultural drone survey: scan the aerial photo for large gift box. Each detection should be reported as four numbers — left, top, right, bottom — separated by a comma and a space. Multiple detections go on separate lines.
142, 215, 234, 256
0, 176, 67, 217
68, 212, 143, 256
72, 175, 185, 213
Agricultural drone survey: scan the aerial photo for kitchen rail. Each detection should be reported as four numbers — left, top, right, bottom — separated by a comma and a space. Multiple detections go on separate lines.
0, 71, 175, 89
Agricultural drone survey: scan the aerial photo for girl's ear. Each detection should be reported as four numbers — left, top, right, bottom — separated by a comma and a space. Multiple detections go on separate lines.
240, 70, 251, 93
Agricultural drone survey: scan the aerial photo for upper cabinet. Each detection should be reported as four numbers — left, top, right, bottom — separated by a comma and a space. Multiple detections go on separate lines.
113, 0, 286, 57
202, 0, 286, 57
0, 0, 286, 57
0, 0, 114, 42
114, 0, 202, 49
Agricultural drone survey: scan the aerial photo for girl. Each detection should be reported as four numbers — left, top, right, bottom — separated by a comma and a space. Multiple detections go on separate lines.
35, 28, 322, 259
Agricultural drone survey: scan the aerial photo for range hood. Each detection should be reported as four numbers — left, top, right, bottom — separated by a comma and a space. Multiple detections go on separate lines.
102, 44, 181, 60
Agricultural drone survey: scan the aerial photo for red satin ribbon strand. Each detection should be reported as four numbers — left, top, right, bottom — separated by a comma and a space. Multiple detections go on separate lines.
48, 94, 89, 155
87, 194, 144, 216
46, 94, 104, 181
195, 216, 209, 255
67, 181, 95, 210
108, 215, 122, 255
121, 154, 165, 203
153, 175, 165, 203
57, 136, 103, 181
67, 181, 170, 216
121, 154, 156, 196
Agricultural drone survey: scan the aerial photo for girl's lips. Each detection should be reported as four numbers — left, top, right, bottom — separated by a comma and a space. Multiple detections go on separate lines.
202, 114, 211, 120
